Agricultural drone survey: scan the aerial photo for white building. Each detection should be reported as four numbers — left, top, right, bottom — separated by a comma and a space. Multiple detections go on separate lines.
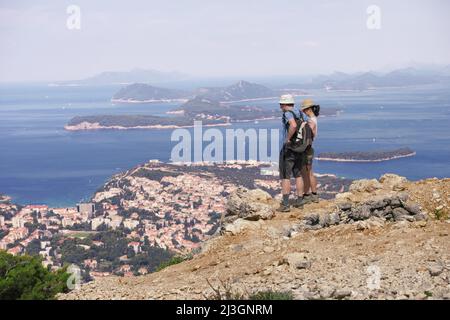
62, 218, 75, 228
77, 203, 96, 218
123, 219, 139, 230
12, 216, 25, 228
110, 216, 123, 230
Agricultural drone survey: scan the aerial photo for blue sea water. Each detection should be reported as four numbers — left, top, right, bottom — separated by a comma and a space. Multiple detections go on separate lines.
0, 83, 449, 206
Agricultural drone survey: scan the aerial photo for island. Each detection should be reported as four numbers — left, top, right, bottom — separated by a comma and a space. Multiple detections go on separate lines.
111, 83, 189, 103
110, 80, 278, 104
193, 80, 277, 102
316, 148, 416, 162
67, 84, 341, 131
64, 115, 229, 131
65, 100, 341, 131
168, 96, 279, 122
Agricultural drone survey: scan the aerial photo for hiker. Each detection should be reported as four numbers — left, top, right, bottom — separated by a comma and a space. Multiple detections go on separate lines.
298, 99, 320, 204
277, 94, 313, 212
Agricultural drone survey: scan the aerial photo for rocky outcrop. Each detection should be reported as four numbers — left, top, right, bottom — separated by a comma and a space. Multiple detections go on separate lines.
349, 179, 382, 193
301, 193, 427, 230
224, 188, 274, 222
281, 253, 312, 270
300, 175, 428, 231
59, 175, 450, 300
379, 173, 408, 191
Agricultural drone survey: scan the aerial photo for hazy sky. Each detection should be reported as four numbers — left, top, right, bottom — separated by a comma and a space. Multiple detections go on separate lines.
1, 0, 449, 82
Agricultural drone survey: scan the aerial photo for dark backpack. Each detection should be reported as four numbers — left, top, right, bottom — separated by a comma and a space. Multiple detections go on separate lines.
282, 110, 313, 154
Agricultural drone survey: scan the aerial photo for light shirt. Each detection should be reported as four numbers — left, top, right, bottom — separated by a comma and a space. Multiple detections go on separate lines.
308, 116, 318, 138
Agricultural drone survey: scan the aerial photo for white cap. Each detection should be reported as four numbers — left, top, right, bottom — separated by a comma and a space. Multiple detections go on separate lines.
279, 94, 295, 105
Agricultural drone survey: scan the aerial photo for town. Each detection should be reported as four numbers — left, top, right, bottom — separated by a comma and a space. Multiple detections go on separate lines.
0, 160, 351, 280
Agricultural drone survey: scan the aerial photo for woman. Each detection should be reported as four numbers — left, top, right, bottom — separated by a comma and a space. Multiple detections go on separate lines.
299, 99, 320, 204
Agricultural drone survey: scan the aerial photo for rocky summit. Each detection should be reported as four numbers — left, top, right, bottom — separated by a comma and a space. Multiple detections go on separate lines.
59, 174, 450, 300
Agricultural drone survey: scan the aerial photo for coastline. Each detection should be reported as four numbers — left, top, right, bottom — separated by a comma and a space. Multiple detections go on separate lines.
315, 152, 416, 163
64, 121, 232, 131
65, 110, 341, 131
1, 160, 344, 207
112, 95, 310, 105
111, 98, 189, 104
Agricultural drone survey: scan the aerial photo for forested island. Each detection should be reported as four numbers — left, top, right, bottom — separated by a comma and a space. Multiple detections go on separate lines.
64, 115, 228, 130
65, 100, 340, 131
316, 148, 416, 162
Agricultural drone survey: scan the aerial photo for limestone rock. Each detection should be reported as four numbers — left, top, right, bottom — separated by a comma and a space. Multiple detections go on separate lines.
335, 192, 353, 201
304, 213, 320, 226
337, 202, 352, 211
329, 212, 341, 225
355, 217, 384, 230
349, 205, 371, 221
392, 207, 409, 221
402, 201, 422, 215
333, 289, 352, 299
349, 179, 382, 193
223, 218, 263, 235
282, 253, 312, 270
379, 174, 408, 191
226, 188, 274, 222
428, 263, 444, 276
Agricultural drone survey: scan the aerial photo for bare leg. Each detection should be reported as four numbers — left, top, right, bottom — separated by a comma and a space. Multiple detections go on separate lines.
295, 176, 304, 197
306, 165, 317, 193
308, 165, 317, 193
281, 179, 291, 195
301, 167, 311, 195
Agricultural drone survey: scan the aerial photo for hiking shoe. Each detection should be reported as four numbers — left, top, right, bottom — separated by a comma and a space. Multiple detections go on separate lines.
311, 193, 319, 203
297, 194, 313, 206
276, 204, 291, 212
293, 198, 304, 208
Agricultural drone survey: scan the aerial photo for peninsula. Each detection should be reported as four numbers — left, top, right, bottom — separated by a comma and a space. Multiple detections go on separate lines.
316, 148, 416, 162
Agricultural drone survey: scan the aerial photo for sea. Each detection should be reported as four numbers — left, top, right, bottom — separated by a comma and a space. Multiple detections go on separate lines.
0, 83, 449, 207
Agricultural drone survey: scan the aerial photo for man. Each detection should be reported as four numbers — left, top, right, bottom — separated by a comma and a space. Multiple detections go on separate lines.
277, 94, 304, 212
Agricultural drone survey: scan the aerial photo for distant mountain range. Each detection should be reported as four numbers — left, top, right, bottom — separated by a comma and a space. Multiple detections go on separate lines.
110, 66, 450, 104
193, 80, 277, 102
57, 68, 189, 86
112, 83, 188, 103
286, 67, 450, 91
112, 80, 278, 104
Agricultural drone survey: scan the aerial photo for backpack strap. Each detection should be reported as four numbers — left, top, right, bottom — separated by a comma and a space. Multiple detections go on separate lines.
282, 110, 302, 128
297, 122, 307, 139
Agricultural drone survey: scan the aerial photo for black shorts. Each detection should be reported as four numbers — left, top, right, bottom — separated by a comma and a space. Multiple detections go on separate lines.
279, 145, 303, 179
303, 146, 314, 166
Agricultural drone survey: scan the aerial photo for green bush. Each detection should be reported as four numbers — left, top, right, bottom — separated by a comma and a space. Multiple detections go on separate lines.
155, 255, 187, 272
249, 290, 294, 300
0, 251, 70, 300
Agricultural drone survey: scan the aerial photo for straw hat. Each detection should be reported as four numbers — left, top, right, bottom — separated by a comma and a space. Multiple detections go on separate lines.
300, 99, 315, 111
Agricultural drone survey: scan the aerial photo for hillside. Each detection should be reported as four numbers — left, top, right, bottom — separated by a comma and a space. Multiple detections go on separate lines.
60, 174, 450, 300
169, 96, 279, 121
111, 80, 278, 104
194, 80, 277, 102
112, 83, 188, 102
